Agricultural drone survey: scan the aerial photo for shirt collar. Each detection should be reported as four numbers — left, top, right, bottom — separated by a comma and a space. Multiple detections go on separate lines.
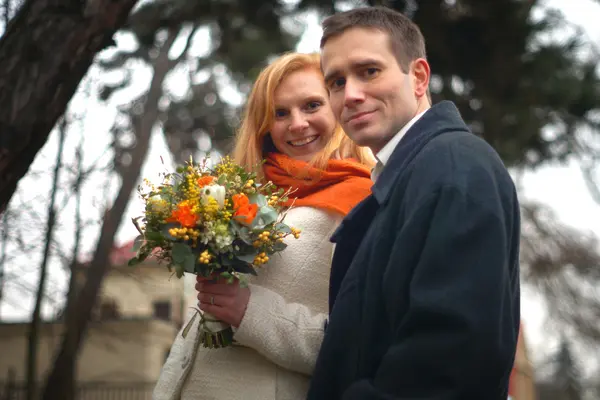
371, 110, 428, 182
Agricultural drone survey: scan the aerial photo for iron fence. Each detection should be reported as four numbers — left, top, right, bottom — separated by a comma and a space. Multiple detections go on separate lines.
0, 381, 155, 400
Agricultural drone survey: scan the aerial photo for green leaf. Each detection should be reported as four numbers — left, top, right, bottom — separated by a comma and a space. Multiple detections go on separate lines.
251, 206, 278, 229
248, 193, 267, 207
181, 310, 199, 338
238, 275, 249, 288
174, 264, 185, 279
274, 222, 291, 235
229, 220, 253, 244
271, 241, 287, 252
128, 257, 142, 267
140, 247, 152, 260
183, 254, 196, 274
220, 271, 232, 279
219, 271, 235, 284
218, 254, 257, 276
232, 239, 255, 255
236, 253, 256, 264
131, 235, 144, 253
161, 223, 180, 241
233, 262, 258, 276
145, 230, 164, 241
172, 242, 193, 264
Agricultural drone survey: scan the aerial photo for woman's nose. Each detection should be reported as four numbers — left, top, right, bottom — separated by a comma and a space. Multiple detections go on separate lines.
289, 112, 309, 133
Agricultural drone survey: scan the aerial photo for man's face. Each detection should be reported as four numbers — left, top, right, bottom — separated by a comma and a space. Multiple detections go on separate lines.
321, 27, 429, 154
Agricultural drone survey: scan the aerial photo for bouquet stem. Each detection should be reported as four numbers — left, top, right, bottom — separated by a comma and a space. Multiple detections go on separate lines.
182, 309, 234, 349
198, 311, 234, 348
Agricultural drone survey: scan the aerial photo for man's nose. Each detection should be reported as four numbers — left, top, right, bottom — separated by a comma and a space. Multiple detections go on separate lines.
344, 79, 366, 107
289, 111, 309, 133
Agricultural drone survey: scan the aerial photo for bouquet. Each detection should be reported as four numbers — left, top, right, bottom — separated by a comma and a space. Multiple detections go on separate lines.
128, 156, 300, 348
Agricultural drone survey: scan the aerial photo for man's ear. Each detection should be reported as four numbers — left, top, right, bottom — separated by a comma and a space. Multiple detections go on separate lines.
412, 58, 431, 98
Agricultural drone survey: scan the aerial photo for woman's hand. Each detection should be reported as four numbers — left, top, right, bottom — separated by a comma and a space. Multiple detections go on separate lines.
195, 275, 250, 328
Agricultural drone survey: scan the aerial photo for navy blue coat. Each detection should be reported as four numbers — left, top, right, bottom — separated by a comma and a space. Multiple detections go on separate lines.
307, 101, 521, 400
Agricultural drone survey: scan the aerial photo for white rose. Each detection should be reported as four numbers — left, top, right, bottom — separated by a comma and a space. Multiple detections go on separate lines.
201, 184, 226, 209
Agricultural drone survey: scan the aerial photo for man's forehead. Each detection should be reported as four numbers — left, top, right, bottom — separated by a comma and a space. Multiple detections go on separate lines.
320, 29, 390, 74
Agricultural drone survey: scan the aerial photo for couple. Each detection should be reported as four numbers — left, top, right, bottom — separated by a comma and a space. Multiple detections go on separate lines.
154, 6, 521, 400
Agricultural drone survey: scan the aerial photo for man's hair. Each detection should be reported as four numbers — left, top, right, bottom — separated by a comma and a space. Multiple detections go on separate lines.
320, 6, 427, 73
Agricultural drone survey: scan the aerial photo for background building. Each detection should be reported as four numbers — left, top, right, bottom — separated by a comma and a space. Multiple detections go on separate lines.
0, 241, 188, 398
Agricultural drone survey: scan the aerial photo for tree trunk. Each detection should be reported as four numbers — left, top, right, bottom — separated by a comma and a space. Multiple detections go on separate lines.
0, 211, 7, 320
58, 133, 85, 399
41, 29, 177, 400
0, 0, 139, 214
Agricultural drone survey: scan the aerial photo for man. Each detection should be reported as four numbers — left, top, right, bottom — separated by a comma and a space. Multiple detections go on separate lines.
308, 6, 521, 400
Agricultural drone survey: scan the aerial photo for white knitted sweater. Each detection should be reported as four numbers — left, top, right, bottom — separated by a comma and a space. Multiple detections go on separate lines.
152, 206, 341, 400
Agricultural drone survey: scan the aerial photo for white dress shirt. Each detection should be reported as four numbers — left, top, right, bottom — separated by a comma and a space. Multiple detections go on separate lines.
371, 109, 429, 182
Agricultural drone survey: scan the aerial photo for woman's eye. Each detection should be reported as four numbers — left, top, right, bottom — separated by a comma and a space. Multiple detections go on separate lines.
306, 101, 321, 111
275, 109, 288, 118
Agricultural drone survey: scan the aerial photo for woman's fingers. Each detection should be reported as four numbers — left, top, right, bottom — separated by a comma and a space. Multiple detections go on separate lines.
195, 280, 239, 295
197, 292, 232, 307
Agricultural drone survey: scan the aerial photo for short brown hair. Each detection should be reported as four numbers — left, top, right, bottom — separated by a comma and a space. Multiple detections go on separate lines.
320, 6, 427, 73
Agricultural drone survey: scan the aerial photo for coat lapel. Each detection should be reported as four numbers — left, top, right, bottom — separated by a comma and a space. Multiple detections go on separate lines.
372, 101, 470, 206
328, 195, 379, 312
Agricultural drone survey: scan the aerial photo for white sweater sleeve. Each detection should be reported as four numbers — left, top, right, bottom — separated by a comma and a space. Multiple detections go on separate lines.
233, 283, 326, 376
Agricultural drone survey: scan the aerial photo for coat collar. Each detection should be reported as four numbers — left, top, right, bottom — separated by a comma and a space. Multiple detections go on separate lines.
330, 194, 377, 243
371, 101, 470, 206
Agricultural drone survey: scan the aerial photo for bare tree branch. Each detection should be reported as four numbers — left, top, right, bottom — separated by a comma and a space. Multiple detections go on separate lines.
521, 201, 600, 344
26, 118, 66, 400
63, 127, 85, 352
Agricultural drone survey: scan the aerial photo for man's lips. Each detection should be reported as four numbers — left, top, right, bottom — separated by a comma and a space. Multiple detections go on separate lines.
346, 111, 374, 123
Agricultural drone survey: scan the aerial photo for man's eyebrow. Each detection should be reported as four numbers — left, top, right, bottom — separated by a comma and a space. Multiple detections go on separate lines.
323, 69, 340, 84
352, 59, 382, 69
323, 59, 382, 83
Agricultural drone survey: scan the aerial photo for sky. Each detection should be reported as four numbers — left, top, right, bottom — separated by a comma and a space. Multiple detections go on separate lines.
1, 0, 600, 372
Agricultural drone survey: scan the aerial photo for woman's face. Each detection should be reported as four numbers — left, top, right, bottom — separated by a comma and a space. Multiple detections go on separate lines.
268, 68, 336, 162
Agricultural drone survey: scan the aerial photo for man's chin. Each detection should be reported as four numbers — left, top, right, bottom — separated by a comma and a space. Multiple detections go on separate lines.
348, 131, 377, 149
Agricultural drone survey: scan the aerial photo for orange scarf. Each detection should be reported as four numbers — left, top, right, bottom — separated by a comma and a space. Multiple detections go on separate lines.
262, 153, 372, 216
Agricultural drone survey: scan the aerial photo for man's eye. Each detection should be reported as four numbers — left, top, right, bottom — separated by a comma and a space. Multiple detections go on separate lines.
365, 68, 379, 77
330, 77, 346, 89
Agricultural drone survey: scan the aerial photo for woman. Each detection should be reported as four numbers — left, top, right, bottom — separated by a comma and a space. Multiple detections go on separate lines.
153, 52, 374, 400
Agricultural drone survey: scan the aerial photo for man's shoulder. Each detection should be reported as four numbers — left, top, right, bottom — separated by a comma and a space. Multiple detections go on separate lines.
401, 130, 515, 202
424, 130, 499, 161
413, 130, 505, 175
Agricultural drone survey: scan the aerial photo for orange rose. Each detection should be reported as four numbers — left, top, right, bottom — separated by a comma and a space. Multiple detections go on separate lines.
167, 203, 198, 228
232, 193, 249, 210
233, 203, 258, 226
197, 175, 215, 188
